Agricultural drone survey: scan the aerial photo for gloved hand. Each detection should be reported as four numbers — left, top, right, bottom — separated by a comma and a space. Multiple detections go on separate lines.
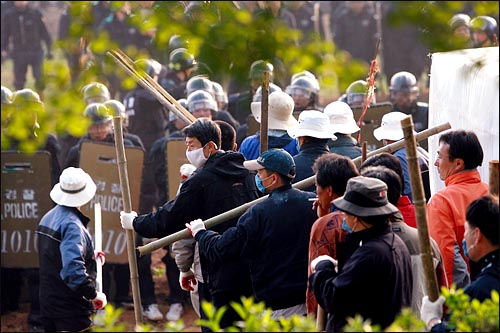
94, 250, 105, 266
120, 211, 137, 230
92, 291, 107, 310
46, 52, 53, 60
311, 255, 338, 273
179, 269, 197, 291
180, 163, 196, 179
420, 295, 445, 329
185, 219, 205, 238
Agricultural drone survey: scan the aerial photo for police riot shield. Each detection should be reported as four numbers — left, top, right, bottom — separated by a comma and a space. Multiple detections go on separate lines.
79, 141, 144, 264
1, 151, 53, 268
166, 138, 189, 201
351, 102, 393, 152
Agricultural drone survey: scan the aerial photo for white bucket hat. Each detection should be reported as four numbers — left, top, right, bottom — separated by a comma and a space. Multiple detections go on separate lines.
373, 111, 413, 141
50, 167, 97, 207
250, 91, 298, 130
323, 101, 360, 134
287, 110, 337, 140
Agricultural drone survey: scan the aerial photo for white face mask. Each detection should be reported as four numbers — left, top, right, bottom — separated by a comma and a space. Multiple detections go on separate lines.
186, 144, 208, 169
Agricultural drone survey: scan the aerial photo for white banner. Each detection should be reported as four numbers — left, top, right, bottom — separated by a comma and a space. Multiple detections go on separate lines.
428, 46, 499, 195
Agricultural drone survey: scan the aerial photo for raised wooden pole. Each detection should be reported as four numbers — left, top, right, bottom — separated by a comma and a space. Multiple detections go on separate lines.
401, 116, 439, 301
113, 116, 143, 326
489, 160, 499, 195
260, 72, 270, 154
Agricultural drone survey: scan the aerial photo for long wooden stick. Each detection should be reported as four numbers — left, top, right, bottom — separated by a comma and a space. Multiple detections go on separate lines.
107, 49, 196, 125
401, 116, 439, 301
260, 72, 270, 154
137, 122, 451, 255
489, 160, 499, 195
113, 116, 143, 325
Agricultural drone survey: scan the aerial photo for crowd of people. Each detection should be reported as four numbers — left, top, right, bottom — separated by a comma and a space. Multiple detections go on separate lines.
1, 1, 499, 333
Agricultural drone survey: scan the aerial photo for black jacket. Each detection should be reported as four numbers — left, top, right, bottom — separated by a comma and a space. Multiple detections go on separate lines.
134, 151, 260, 294
292, 141, 330, 192
464, 250, 499, 302
196, 184, 317, 310
310, 222, 413, 332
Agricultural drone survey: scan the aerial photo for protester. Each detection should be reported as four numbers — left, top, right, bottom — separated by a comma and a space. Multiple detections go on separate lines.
36, 167, 107, 332
427, 129, 489, 288
186, 149, 318, 319
360, 165, 448, 313
288, 110, 335, 192
373, 111, 430, 202
309, 176, 413, 332
306, 153, 359, 318
323, 101, 362, 159
120, 118, 259, 330
239, 91, 299, 160
421, 194, 499, 332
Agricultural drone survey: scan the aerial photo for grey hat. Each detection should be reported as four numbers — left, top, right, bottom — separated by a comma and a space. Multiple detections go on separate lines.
332, 176, 399, 217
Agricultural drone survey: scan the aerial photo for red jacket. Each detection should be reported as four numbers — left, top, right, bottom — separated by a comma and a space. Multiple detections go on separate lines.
427, 170, 488, 286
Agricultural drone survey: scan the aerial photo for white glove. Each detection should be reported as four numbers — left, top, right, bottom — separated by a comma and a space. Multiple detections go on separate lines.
180, 163, 197, 179
311, 255, 338, 273
94, 250, 105, 266
179, 269, 197, 291
120, 211, 137, 230
185, 219, 206, 238
420, 295, 445, 329
93, 291, 107, 310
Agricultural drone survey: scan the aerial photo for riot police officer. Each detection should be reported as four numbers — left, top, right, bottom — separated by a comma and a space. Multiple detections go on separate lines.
285, 72, 321, 114
469, 16, 498, 48
159, 48, 198, 100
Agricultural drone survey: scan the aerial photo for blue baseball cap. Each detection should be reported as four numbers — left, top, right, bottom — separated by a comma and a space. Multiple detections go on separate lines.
244, 148, 296, 179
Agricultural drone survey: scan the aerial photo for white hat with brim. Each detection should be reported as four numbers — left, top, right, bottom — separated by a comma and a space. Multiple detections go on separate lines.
287, 110, 337, 140
50, 167, 97, 207
324, 101, 360, 134
373, 111, 414, 141
250, 91, 298, 131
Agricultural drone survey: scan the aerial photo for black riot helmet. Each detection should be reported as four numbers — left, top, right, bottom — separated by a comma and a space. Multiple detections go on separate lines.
168, 34, 189, 52
103, 99, 128, 128
187, 90, 218, 113
469, 16, 498, 42
134, 58, 162, 77
83, 103, 113, 125
186, 75, 214, 97
389, 71, 419, 94
248, 60, 274, 81
168, 48, 197, 72
346, 80, 376, 108
11, 88, 44, 131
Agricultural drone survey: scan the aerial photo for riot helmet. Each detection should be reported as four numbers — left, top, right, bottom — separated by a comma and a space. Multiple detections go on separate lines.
346, 80, 376, 108
449, 13, 471, 31
82, 82, 111, 105
83, 103, 113, 125
252, 83, 282, 102
211, 81, 228, 111
290, 71, 320, 91
285, 76, 320, 112
11, 88, 44, 131
1, 86, 13, 104
169, 98, 188, 121
389, 71, 419, 94
469, 16, 498, 45
187, 90, 217, 116
186, 75, 214, 97
104, 99, 128, 127
248, 60, 274, 80
168, 48, 197, 72
168, 34, 189, 52
134, 58, 162, 77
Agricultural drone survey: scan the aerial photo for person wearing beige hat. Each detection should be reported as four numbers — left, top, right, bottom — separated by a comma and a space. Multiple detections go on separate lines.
287, 110, 336, 192
373, 111, 430, 202
36, 167, 107, 332
239, 90, 299, 160
323, 101, 362, 159
309, 176, 413, 332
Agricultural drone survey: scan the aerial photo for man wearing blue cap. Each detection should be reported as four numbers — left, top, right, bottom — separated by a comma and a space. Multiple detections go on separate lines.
186, 148, 318, 319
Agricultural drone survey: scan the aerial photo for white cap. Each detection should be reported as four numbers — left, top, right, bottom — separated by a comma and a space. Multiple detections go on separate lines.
323, 101, 360, 134
373, 111, 413, 141
287, 110, 337, 140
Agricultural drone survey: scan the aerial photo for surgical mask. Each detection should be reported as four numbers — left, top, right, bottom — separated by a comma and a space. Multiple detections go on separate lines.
342, 218, 355, 233
462, 239, 475, 258
255, 174, 273, 193
186, 144, 208, 169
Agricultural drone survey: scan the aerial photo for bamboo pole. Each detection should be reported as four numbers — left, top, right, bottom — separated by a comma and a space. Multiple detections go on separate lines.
489, 160, 499, 195
137, 122, 451, 255
361, 141, 367, 164
113, 116, 143, 325
316, 306, 326, 331
260, 72, 270, 154
401, 116, 439, 301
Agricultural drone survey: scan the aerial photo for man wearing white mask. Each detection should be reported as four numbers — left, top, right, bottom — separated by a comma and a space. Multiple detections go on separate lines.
120, 117, 260, 330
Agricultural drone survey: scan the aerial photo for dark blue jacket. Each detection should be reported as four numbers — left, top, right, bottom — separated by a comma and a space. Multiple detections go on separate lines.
196, 184, 317, 310
464, 250, 499, 302
328, 134, 362, 160
36, 206, 97, 318
310, 223, 413, 332
239, 132, 298, 160
292, 141, 330, 192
